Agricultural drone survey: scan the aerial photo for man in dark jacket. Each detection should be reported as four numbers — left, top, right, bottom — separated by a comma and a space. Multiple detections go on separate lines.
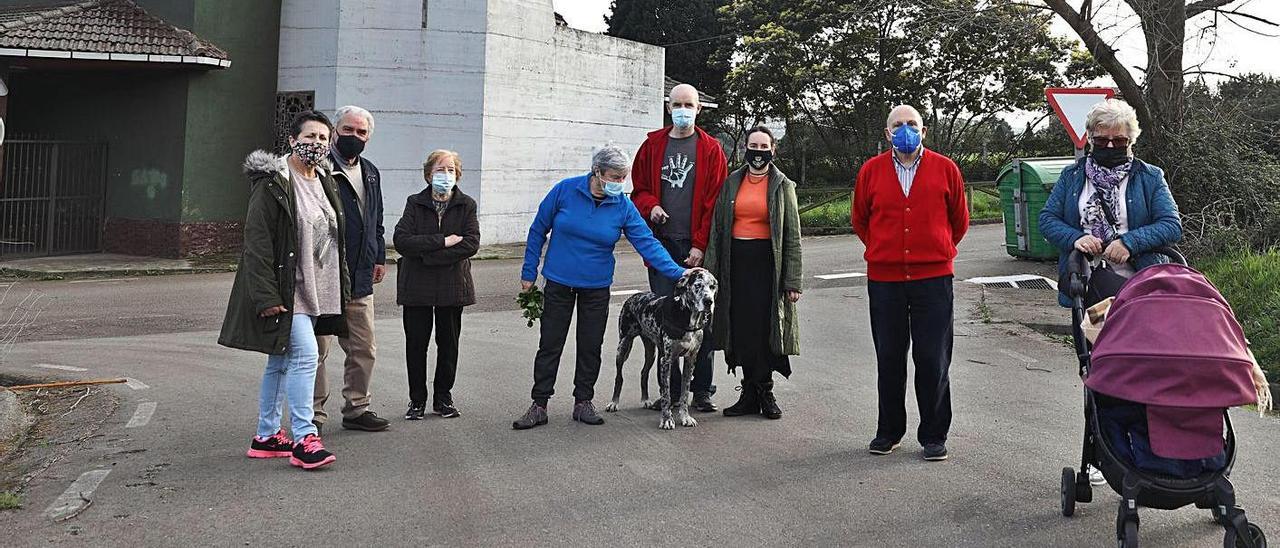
313, 105, 389, 433
631, 84, 728, 412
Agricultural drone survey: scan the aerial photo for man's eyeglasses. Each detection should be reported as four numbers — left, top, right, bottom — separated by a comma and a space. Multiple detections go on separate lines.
1091, 136, 1130, 148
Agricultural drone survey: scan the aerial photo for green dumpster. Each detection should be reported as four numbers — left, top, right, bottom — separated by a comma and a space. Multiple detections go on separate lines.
996, 157, 1076, 260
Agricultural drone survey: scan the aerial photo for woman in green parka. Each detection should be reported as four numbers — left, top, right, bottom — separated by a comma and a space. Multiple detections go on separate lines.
704, 126, 802, 420
218, 110, 350, 471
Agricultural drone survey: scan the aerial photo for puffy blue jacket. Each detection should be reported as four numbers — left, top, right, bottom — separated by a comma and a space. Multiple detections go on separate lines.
1039, 158, 1182, 307
330, 150, 386, 299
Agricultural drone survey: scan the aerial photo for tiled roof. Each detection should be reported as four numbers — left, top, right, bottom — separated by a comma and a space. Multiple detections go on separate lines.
0, 0, 228, 60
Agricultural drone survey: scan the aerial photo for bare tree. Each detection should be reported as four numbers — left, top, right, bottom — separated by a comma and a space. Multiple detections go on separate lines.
1041, 0, 1278, 163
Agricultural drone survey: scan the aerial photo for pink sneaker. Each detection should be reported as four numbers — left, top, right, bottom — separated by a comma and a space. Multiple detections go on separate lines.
246, 430, 293, 458
289, 434, 336, 470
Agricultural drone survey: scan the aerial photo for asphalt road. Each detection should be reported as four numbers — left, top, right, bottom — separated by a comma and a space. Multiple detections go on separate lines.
2, 225, 1277, 546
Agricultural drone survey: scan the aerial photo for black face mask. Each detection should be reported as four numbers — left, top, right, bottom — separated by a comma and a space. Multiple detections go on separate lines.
745, 149, 773, 170
1090, 146, 1130, 169
335, 134, 365, 161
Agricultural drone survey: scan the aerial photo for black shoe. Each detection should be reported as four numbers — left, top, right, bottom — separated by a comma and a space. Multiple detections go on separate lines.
691, 392, 718, 413
572, 400, 605, 425
722, 382, 759, 417
342, 411, 390, 431
923, 443, 949, 461
513, 402, 548, 430
433, 400, 461, 419
404, 402, 427, 421
868, 437, 902, 455
757, 382, 781, 420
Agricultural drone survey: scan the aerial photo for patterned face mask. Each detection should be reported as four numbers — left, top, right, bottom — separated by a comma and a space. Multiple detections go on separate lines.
292, 140, 328, 167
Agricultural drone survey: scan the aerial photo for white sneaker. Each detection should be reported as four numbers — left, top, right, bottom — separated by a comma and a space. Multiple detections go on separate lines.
1087, 465, 1106, 486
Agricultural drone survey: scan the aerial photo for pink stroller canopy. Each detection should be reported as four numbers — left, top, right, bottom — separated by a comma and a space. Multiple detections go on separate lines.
1085, 263, 1257, 459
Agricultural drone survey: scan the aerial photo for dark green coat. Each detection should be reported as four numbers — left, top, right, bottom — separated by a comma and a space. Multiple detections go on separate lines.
218, 150, 351, 355
704, 164, 803, 357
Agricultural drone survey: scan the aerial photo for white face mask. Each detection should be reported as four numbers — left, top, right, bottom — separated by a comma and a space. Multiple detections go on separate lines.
671, 107, 697, 129
431, 172, 456, 194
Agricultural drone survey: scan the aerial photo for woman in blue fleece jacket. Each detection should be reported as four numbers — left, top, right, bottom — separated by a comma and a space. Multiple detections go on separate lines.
512, 145, 688, 430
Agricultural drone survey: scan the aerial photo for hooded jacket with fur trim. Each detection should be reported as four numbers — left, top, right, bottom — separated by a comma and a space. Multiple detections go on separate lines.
218, 150, 351, 355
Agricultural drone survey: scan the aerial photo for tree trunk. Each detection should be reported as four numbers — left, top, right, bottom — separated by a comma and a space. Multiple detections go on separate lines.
1129, 0, 1187, 166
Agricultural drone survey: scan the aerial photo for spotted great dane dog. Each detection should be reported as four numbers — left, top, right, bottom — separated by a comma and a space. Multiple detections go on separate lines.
604, 268, 718, 429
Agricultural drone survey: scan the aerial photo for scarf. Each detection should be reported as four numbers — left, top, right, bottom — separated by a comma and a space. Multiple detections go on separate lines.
1082, 157, 1132, 242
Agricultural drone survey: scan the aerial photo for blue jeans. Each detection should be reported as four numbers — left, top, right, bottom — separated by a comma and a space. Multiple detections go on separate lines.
256, 314, 320, 439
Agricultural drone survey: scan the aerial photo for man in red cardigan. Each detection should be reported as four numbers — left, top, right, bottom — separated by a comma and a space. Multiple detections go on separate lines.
852, 104, 969, 462
631, 83, 728, 412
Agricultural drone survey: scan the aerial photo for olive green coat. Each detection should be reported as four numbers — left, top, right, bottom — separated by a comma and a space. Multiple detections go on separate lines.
218, 150, 351, 355
704, 164, 803, 357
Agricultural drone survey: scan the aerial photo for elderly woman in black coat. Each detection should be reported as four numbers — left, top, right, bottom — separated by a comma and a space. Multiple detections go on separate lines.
394, 149, 480, 420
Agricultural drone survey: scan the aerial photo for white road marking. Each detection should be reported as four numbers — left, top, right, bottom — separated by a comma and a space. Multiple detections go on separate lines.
45, 468, 111, 522
611, 290, 641, 297
122, 378, 149, 390
998, 348, 1038, 364
33, 363, 88, 372
67, 277, 139, 284
814, 272, 867, 280
125, 402, 157, 428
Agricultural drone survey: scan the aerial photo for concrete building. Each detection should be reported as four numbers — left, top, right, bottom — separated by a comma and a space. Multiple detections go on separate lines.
277, 0, 666, 244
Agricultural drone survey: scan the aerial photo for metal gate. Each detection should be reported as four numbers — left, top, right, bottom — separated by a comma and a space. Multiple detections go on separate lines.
0, 140, 108, 258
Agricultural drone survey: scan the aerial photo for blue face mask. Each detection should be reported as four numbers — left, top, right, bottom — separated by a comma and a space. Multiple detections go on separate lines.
671, 107, 697, 129
891, 124, 922, 154
603, 181, 625, 197
431, 172, 455, 194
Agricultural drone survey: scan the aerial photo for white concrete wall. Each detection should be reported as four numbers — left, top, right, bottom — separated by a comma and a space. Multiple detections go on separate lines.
278, 0, 664, 244
478, 0, 666, 242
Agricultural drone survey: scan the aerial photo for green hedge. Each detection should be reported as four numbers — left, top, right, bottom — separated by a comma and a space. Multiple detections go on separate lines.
800, 192, 1001, 228
1196, 250, 1280, 382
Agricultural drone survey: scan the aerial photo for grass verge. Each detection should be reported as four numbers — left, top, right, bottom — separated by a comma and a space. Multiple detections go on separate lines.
800, 192, 1002, 228
1196, 249, 1280, 381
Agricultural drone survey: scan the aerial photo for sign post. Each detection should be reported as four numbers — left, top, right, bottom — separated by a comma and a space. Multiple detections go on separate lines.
1045, 87, 1116, 160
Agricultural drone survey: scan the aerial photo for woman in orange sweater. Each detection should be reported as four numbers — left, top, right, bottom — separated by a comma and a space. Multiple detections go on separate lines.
704, 126, 803, 420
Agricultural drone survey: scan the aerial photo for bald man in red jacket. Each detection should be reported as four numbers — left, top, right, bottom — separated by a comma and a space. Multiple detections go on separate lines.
631, 84, 728, 412
852, 104, 969, 462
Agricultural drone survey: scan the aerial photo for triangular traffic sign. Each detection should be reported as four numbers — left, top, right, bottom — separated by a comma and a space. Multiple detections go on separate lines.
1045, 87, 1116, 149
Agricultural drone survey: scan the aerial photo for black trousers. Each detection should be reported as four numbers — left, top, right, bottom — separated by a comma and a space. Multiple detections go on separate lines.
403, 305, 463, 405
727, 238, 790, 383
531, 280, 611, 404
647, 235, 715, 398
867, 276, 954, 445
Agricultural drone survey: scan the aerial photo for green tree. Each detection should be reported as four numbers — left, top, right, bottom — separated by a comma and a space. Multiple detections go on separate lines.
606, 0, 731, 98
719, 0, 1098, 183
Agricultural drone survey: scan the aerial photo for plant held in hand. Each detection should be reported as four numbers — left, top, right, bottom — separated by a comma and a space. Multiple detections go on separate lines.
516, 286, 544, 327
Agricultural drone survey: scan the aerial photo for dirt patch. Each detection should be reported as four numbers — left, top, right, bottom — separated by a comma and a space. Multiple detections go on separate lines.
0, 373, 119, 509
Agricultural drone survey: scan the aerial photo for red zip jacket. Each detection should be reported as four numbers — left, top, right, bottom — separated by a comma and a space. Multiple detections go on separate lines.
851, 148, 969, 282
631, 126, 728, 251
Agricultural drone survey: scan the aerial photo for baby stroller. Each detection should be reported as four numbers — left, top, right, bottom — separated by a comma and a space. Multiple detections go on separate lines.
1059, 247, 1266, 548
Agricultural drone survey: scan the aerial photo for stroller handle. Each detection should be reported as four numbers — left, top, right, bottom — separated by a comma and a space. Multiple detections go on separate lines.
1065, 244, 1187, 299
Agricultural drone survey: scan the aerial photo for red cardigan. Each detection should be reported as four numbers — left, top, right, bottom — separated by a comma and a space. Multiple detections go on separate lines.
631, 126, 728, 251
851, 149, 969, 282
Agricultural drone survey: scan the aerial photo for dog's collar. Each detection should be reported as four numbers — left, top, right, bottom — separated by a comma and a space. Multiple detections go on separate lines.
662, 298, 707, 334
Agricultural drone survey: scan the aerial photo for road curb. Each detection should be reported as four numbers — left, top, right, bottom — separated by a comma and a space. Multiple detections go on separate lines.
0, 387, 32, 455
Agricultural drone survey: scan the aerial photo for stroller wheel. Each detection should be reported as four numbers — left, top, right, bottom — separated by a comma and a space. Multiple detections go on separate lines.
1224, 523, 1266, 548
1061, 467, 1076, 517
1120, 520, 1139, 548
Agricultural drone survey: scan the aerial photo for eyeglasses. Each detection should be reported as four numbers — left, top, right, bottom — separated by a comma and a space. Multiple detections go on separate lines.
1090, 136, 1130, 148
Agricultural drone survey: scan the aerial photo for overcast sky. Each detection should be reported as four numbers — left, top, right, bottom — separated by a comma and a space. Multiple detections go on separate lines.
552, 0, 1280, 83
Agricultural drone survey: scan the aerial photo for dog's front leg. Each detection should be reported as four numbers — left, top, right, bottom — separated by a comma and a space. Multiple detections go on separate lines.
675, 352, 698, 428
657, 346, 675, 430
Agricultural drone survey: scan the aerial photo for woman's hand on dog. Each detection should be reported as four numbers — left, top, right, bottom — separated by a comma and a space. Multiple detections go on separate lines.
785, 290, 801, 303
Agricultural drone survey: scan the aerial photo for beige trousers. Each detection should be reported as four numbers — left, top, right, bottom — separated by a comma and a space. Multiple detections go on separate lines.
314, 295, 376, 422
